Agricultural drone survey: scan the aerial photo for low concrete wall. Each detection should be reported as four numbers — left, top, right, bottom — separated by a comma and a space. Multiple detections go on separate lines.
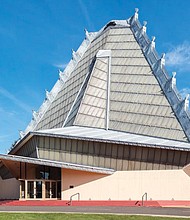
0, 177, 20, 200
62, 169, 190, 201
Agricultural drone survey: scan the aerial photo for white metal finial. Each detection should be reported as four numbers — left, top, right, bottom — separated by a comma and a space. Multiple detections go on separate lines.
142, 21, 147, 33
32, 110, 38, 121
152, 36, 156, 42
161, 53, 165, 67
172, 72, 176, 78
134, 8, 139, 20
171, 72, 176, 89
186, 94, 190, 101
59, 69, 64, 82
59, 69, 63, 75
84, 28, 93, 42
149, 36, 155, 50
19, 131, 25, 138
46, 90, 52, 102
72, 49, 77, 61
135, 8, 139, 13
185, 94, 189, 111
143, 21, 147, 26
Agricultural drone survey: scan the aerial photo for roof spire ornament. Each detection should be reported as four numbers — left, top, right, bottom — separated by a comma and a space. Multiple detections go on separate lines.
72, 49, 81, 63
32, 110, 38, 121
151, 36, 156, 49
171, 72, 176, 89
161, 53, 165, 68
46, 90, 54, 102
142, 21, 147, 33
185, 94, 189, 111
144, 36, 155, 55
19, 131, 25, 138
134, 8, 139, 20
59, 69, 65, 82
84, 28, 90, 41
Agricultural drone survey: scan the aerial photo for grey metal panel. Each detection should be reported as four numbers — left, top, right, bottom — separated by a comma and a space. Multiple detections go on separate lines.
74, 56, 108, 129
111, 49, 144, 58
108, 28, 133, 35
111, 65, 152, 74
33, 133, 190, 171
103, 27, 188, 142
15, 137, 37, 158
64, 63, 93, 126
106, 34, 135, 42
105, 42, 140, 50
112, 57, 149, 66
34, 30, 109, 131
116, 159, 123, 170
111, 73, 158, 84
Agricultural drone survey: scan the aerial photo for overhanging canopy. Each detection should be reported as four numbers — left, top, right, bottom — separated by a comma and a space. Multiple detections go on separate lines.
0, 153, 114, 179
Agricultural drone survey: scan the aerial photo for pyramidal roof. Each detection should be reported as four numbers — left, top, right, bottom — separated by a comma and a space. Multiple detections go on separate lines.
19, 9, 190, 144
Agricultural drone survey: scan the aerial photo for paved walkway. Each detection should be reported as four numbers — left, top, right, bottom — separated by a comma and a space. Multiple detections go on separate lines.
0, 206, 190, 218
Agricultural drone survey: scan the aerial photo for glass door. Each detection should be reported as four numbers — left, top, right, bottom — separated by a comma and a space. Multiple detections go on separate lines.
51, 182, 56, 198
45, 181, 57, 199
20, 180, 25, 199
36, 181, 42, 199
45, 182, 50, 198
27, 181, 34, 199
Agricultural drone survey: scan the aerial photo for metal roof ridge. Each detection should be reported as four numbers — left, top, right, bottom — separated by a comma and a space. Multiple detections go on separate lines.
129, 8, 190, 142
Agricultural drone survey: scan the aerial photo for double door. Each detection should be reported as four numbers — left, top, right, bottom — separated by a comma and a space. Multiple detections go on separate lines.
20, 180, 59, 199
45, 181, 57, 198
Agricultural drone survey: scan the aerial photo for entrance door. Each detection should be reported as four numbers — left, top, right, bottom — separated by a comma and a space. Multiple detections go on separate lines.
45, 181, 57, 199
27, 181, 34, 199
51, 182, 56, 198
27, 181, 42, 199
57, 181, 61, 199
45, 182, 50, 198
36, 181, 42, 199
21, 180, 59, 199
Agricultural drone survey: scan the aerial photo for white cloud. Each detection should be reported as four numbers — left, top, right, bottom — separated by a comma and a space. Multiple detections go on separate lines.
53, 63, 68, 70
165, 41, 190, 72
78, 0, 95, 31
0, 134, 11, 142
179, 88, 190, 99
0, 87, 31, 113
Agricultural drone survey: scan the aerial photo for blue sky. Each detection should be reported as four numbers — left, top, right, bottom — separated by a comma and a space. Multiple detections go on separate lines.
0, 0, 190, 153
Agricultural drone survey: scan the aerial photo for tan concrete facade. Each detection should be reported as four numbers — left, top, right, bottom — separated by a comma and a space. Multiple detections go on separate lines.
61, 168, 190, 201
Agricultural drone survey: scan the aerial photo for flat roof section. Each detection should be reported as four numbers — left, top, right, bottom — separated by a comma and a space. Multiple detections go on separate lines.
34, 126, 190, 151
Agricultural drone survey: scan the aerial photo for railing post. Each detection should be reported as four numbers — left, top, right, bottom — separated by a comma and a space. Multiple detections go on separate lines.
69, 193, 80, 206
142, 192, 147, 206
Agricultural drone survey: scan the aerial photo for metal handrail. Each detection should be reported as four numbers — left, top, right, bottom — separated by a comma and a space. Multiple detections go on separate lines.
69, 193, 80, 205
142, 192, 147, 206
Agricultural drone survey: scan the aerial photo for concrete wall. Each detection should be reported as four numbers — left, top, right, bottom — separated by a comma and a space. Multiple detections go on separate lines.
61, 169, 190, 201
0, 177, 20, 199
